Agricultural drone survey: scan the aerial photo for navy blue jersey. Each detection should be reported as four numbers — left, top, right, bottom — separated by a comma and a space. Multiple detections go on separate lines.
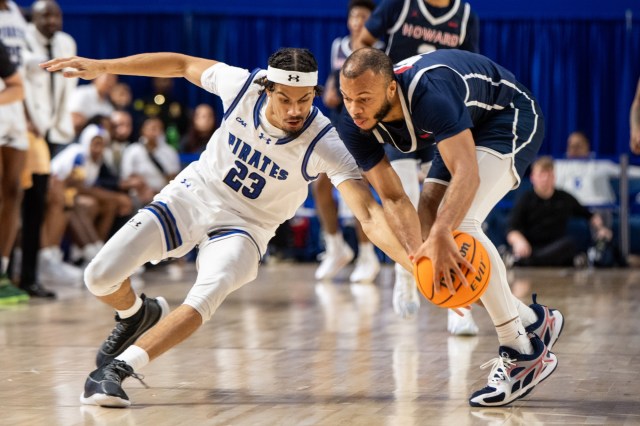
366, 0, 479, 63
337, 50, 544, 184
0, 41, 16, 79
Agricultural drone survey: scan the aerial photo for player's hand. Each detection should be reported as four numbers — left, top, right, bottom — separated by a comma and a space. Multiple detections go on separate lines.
512, 238, 531, 258
40, 56, 105, 80
411, 227, 474, 296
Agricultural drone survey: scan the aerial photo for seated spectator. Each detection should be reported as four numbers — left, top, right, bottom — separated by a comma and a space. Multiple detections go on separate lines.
68, 75, 117, 136
506, 156, 612, 267
51, 124, 133, 258
120, 117, 181, 205
555, 131, 640, 206
110, 82, 132, 112
106, 110, 134, 177
180, 103, 216, 155
133, 77, 189, 149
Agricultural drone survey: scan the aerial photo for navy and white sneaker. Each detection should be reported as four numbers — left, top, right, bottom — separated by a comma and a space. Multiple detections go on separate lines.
80, 360, 147, 408
96, 294, 169, 367
469, 334, 558, 407
525, 294, 564, 350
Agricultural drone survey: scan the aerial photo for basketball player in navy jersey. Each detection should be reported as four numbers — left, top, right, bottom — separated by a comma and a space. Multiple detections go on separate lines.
354, 0, 480, 333
43, 47, 414, 408
337, 47, 563, 407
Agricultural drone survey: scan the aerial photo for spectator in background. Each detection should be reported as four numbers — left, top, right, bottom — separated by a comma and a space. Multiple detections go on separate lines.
354, 0, 480, 333
631, 77, 640, 155
110, 82, 132, 112
312, 0, 382, 285
507, 156, 612, 267
106, 110, 134, 177
68, 73, 116, 135
179, 103, 215, 155
0, 0, 30, 302
555, 131, 640, 207
133, 77, 189, 149
19, 0, 77, 298
51, 124, 132, 249
121, 117, 180, 206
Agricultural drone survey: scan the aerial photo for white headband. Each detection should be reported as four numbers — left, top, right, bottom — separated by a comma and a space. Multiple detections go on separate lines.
266, 66, 318, 87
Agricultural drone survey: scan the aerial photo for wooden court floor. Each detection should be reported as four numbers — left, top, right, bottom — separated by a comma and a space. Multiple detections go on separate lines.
1, 262, 639, 425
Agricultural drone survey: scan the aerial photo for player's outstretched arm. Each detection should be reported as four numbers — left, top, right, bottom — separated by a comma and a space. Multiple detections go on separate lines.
336, 178, 412, 272
41, 53, 217, 89
363, 157, 422, 256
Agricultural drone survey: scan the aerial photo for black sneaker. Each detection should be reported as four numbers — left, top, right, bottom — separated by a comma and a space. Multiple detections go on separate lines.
96, 294, 169, 367
80, 359, 147, 407
20, 283, 56, 299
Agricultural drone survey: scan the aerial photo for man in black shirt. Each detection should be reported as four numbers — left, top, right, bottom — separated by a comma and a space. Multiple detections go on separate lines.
507, 156, 612, 267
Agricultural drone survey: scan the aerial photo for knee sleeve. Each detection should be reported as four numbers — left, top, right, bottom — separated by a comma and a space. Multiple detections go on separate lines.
184, 235, 260, 322
84, 212, 163, 296
390, 159, 420, 208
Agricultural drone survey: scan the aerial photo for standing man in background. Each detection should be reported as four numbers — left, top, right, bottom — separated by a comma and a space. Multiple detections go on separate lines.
18, 0, 78, 298
354, 0, 479, 334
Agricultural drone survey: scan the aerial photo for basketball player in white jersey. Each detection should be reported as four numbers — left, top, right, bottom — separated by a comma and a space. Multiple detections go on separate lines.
42, 47, 413, 408
0, 0, 30, 300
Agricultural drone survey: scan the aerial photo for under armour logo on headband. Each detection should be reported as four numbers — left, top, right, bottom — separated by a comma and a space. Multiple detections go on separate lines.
267, 66, 318, 87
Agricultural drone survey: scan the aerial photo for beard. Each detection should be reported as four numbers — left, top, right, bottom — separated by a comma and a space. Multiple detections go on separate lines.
358, 98, 393, 135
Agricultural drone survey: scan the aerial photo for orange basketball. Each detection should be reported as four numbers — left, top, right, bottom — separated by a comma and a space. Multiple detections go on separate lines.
412, 231, 491, 309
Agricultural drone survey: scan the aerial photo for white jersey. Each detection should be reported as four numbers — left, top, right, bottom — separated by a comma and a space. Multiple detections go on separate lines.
0, 0, 28, 148
148, 64, 360, 257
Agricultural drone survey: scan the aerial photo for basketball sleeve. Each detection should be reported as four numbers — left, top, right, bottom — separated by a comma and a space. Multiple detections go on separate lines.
0, 42, 16, 79
200, 63, 251, 109
307, 127, 362, 187
411, 70, 473, 143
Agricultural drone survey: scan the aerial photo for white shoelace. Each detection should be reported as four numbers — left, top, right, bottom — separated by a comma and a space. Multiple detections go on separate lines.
480, 354, 516, 385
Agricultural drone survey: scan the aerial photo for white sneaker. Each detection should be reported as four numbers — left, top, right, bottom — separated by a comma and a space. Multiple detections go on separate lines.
39, 247, 83, 285
349, 246, 380, 283
448, 309, 479, 336
314, 239, 354, 281
392, 265, 420, 319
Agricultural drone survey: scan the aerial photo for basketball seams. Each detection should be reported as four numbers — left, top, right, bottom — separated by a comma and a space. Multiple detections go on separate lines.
413, 231, 491, 309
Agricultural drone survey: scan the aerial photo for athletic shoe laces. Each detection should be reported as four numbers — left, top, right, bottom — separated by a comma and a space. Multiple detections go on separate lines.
480, 354, 516, 385
106, 360, 149, 388
104, 314, 140, 350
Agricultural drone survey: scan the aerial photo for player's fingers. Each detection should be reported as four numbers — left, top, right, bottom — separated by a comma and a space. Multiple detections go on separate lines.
40, 57, 75, 71
458, 254, 475, 274
62, 70, 84, 78
443, 267, 456, 295
452, 263, 470, 289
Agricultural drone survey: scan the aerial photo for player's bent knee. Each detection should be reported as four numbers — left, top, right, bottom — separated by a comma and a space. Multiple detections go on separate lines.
84, 258, 126, 296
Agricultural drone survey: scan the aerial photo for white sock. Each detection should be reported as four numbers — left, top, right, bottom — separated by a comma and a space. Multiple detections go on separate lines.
116, 345, 149, 371
358, 242, 375, 258
324, 232, 343, 253
1, 256, 8, 274
117, 295, 143, 319
496, 317, 533, 354
513, 296, 537, 328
